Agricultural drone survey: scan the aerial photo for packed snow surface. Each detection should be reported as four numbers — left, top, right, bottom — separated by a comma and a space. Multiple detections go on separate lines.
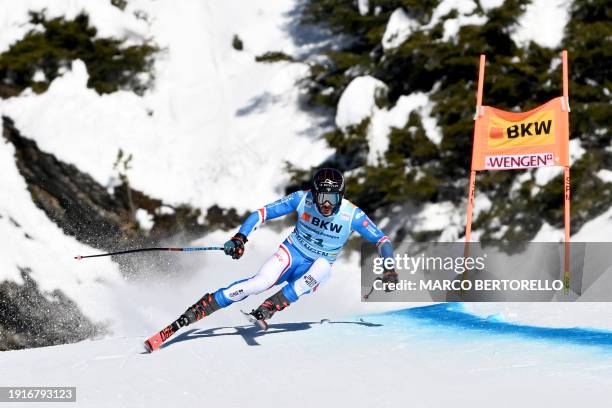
2, 304, 612, 408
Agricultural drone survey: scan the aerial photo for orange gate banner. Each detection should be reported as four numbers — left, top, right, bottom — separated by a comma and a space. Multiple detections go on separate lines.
464, 51, 572, 294
471, 96, 570, 171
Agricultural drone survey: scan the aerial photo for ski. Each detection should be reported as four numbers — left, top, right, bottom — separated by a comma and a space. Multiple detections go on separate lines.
144, 319, 181, 353
241, 310, 268, 331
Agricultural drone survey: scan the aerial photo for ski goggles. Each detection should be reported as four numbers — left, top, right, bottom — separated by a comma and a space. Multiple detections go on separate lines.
315, 192, 341, 207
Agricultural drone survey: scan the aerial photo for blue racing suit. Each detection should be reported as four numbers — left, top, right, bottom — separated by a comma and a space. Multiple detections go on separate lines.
213, 190, 395, 307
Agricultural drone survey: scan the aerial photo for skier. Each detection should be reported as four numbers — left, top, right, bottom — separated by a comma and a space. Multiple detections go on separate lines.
171, 167, 398, 330
145, 168, 397, 350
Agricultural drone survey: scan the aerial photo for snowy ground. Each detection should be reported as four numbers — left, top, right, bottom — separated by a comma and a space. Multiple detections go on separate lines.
3, 303, 612, 408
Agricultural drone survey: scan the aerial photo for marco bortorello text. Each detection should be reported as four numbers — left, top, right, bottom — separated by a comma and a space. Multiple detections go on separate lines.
361, 242, 612, 302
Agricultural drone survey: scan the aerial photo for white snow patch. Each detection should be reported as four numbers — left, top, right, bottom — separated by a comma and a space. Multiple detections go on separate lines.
335, 75, 387, 130
441, 13, 486, 41
156, 206, 175, 215
512, 0, 570, 48
473, 193, 492, 217
532, 139, 583, 186
517, 171, 532, 183
135, 209, 154, 231
532, 222, 564, 242
534, 166, 563, 186
357, 0, 369, 16
413, 201, 463, 241
480, 0, 505, 12
382, 8, 418, 50
368, 92, 441, 164
596, 169, 612, 183
573, 207, 612, 242
531, 202, 612, 244
32, 69, 46, 82
424, 0, 486, 41
429, 0, 478, 23
569, 138, 586, 162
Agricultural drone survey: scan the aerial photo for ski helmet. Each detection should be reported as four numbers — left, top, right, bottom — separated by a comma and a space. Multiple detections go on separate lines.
311, 168, 345, 215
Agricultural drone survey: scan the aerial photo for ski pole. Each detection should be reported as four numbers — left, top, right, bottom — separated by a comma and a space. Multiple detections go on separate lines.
363, 278, 382, 300
74, 246, 224, 260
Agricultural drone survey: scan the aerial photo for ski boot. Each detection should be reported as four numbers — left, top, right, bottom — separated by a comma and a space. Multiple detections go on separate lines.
179, 293, 222, 327
144, 293, 221, 353
244, 290, 291, 331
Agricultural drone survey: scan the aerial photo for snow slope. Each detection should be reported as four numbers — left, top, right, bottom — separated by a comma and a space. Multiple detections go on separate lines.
0, 0, 346, 335
2, 303, 612, 408
0, 153, 407, 341
0, 0, 333, 212
0, 124, 127, 322
0, 0, 401, 346
0, 0, 608, 321
2, 4, 612, 407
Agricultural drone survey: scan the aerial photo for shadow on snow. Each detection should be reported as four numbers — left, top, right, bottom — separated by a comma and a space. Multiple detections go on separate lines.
161, 319, 382, 349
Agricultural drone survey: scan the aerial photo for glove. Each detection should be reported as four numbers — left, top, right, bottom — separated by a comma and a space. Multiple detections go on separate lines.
224, 233, 248, 259
381, 270, 399, 292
